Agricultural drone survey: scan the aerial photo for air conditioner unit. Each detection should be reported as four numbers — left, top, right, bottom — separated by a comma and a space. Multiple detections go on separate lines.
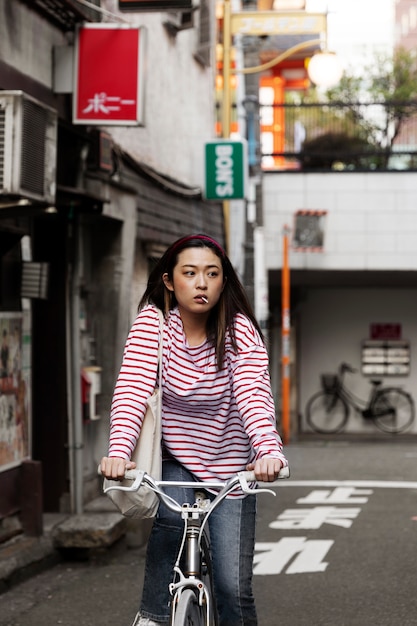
0, 90, 57, 205
163, 9, 195, 35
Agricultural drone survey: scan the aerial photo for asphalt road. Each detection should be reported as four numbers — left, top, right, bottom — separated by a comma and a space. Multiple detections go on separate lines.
1, 439, 417, 626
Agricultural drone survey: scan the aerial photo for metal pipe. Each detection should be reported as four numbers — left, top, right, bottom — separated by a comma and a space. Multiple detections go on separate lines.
222, 0, 232, 252
69, 215, 84, 514
281, 225, 291, 445
65, 223, 75, 513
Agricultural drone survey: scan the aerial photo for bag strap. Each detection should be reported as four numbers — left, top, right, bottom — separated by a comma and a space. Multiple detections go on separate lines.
156, 309, 164, 416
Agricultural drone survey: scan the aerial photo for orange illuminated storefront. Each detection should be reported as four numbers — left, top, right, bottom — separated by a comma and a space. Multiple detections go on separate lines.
215, 0, 320, 169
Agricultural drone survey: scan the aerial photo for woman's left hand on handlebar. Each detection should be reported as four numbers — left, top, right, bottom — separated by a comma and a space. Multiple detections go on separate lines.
100, 456, 136, 480
246, 457, 283, 482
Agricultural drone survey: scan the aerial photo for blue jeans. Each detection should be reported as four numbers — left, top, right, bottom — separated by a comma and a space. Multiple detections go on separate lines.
140, 460, 258, 626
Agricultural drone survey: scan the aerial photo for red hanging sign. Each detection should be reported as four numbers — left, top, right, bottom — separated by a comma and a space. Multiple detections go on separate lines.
73, 24, 146, 126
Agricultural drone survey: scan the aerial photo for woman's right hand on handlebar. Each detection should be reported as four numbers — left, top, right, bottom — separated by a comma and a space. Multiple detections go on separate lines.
100, 456, 136, 480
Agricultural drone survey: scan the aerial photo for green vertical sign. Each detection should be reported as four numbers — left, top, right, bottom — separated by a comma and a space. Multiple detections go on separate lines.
204, 140, 247, 200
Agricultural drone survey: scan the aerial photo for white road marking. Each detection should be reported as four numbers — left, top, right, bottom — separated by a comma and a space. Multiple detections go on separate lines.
272, 480, 417, 489
297, 487, 373, 503
254, 480, 417, 575
269, 506, 361, 529
254, 538, 333, 575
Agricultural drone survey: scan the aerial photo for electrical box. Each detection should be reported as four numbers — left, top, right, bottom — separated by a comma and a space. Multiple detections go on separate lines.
361, 340, 410, 376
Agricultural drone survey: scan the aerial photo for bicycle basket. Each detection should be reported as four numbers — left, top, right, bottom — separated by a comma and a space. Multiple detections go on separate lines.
321, 374, 339, 393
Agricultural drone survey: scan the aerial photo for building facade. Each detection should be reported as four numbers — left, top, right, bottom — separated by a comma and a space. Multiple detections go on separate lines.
264, 171, 417, 437
0, 0, 222, 538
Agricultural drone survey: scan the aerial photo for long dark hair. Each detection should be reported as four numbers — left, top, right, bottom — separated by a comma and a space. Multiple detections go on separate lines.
139, 234, 264, 369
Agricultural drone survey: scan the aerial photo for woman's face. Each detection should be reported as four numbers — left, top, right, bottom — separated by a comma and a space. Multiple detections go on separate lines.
163, 247, 224, 315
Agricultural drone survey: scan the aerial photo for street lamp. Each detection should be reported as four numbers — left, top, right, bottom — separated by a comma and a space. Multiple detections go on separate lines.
307, 50, 343, 87
221, 1, 342, 132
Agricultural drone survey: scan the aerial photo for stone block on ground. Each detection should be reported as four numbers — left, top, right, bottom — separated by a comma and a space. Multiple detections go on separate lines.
52, 513, 126, 549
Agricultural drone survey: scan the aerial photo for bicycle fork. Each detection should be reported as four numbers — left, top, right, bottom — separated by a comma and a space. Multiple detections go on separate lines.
169, 517, 214, 625
169, 569, 212, 624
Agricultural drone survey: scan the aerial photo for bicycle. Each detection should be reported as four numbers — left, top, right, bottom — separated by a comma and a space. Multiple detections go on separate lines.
104, 466, 289, 626
305, 362, 415, 435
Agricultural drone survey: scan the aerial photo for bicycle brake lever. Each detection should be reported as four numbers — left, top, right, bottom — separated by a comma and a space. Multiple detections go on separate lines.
103, 469, 146, 494
237, 472, 276, 496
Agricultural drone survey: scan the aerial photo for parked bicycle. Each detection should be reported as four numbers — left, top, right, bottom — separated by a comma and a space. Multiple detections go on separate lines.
305, 362, 415, 434
104, 466, 289, 626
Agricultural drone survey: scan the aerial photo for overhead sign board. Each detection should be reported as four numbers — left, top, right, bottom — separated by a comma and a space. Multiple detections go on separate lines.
231, 11, 326, 36
204, 140, 248, 200
73, 24, 146, 126
258, 1, 306, 9
119, 0, 192, 9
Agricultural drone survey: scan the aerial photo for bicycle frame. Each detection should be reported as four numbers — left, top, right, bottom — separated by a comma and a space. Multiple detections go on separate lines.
104, 468, 289, 625
333, 366, 380, 413
169, 501, 215, 626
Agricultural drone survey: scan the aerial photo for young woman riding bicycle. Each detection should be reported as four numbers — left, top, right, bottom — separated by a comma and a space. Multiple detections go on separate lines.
100, 233, 288, 626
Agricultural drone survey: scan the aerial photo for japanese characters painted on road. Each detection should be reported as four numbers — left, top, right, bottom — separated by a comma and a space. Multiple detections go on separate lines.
73, 24, 147, 126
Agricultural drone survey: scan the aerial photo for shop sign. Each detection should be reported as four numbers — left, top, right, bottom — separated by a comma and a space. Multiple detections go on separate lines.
231, 12, 326, 36
370, 324, 402, 340
73, 24, 146, 126
204, 140, 248, 200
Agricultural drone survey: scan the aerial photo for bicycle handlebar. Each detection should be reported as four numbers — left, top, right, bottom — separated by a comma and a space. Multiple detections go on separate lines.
340, 362, 357, 374
102, 465, 290, 515
123, 466, 290, 484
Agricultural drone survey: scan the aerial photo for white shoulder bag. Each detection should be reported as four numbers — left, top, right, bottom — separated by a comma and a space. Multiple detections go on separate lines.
103, 309, 164, 519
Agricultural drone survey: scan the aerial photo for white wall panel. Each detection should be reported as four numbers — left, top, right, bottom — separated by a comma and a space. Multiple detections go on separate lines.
264, 172, 417, 271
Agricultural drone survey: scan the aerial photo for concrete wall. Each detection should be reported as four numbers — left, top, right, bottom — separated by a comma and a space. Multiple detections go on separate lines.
103, 1, 215, 188
298, 287, 417, 434
264, 172, 417, 435
0, 0, 67, 87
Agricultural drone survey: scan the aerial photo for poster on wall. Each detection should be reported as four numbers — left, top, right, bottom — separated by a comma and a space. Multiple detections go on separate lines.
0, 313, 30, 471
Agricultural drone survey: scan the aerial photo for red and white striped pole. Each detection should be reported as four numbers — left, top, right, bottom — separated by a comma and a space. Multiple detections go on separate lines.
281, 225, 291, 445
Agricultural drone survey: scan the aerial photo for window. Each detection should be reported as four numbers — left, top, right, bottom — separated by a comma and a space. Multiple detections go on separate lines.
292, 210, 327, 250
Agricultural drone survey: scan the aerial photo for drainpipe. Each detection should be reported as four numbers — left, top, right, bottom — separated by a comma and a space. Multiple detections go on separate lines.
253, 225, 268, 340
65, 237, 75, 514
67, 211, 84, 514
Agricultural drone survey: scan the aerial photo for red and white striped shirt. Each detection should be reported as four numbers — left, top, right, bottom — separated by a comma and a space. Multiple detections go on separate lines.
109, 305, 287, 482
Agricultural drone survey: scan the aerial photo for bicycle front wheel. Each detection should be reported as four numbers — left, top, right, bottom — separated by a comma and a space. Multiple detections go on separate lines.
306, 391, 349, 434
372, 388, 415, 434
173, 589, 204, 626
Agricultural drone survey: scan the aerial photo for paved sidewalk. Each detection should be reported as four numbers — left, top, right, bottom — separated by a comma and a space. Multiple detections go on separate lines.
0, 496, 152, 594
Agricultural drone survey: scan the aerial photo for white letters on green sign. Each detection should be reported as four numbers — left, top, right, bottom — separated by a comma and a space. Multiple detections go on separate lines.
215, 145, 233, 197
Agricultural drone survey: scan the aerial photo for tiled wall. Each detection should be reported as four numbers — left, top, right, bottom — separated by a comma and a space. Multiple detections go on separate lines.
263, 172, 417, 271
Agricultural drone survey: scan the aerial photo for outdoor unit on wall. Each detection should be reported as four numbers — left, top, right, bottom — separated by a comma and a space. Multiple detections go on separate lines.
163, 9, 195, 35
0, 91, 57, 205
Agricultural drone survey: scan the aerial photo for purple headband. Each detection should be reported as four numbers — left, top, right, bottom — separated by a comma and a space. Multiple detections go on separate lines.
169, 234, 226, 257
